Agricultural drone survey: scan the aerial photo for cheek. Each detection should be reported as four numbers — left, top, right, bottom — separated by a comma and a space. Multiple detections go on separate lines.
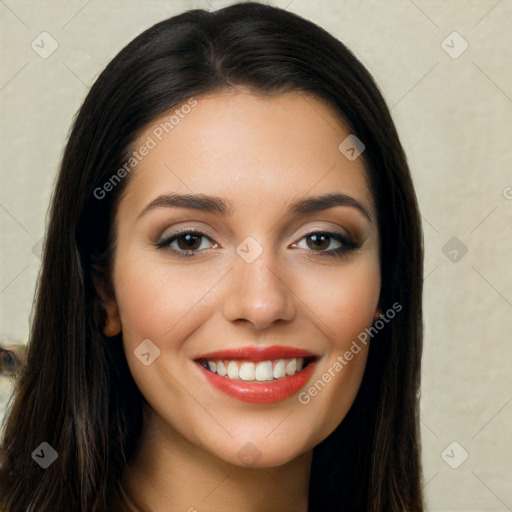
112, 250, 222, 346
297, 255, 381, 345
292, 255, 380, 438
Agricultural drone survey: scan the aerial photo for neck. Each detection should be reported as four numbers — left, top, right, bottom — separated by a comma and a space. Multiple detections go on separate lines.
120, 407, 312, 512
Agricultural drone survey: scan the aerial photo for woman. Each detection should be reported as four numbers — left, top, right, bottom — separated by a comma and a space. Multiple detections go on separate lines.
0, 3, 424, 511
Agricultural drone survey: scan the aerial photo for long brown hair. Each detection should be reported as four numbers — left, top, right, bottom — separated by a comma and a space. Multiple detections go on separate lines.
0, 3, 423, 510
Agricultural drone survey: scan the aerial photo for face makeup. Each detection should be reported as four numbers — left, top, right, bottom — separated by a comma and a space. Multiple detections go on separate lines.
106, 91, 381, 480
195, 345, 319, 403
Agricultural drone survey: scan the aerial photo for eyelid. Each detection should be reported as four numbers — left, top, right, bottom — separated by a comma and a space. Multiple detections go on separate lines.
155, 227, 218, 251
155, 226, 360, 260
157, 225, 217, 243
291, 230, 359, 254
156, 224, 353, 246
296, 226, 353, 241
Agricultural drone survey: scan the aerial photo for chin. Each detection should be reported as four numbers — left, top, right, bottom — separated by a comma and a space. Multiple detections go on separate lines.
200, 427, 318, 470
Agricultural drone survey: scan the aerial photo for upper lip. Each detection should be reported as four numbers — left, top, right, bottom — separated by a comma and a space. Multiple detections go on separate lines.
194, 345, 319, 362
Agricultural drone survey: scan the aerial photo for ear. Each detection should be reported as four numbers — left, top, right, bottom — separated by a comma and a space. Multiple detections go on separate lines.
373, 303, 383, 322
93, 275, 122, 337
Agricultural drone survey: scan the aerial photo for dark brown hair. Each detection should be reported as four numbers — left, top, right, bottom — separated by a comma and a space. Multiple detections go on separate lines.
0, 3, 423, 510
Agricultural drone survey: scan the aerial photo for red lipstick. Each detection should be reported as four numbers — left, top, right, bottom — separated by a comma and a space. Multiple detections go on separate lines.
194, 345, 318, 404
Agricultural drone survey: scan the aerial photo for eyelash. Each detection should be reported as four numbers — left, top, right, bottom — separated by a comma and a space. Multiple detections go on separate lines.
155, 229, 359, 259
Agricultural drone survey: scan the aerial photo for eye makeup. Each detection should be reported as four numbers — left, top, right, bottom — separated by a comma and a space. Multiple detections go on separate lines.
154, 228, 361, 260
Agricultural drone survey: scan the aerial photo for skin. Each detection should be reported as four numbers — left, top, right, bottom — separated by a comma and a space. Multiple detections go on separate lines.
101, 89, 382, 511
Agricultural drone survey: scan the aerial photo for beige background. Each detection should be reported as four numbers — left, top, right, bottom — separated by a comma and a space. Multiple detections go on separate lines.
1, 0, 511, 510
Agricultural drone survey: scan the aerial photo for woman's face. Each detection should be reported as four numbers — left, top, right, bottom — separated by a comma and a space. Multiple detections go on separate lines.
105, 90, 381, 468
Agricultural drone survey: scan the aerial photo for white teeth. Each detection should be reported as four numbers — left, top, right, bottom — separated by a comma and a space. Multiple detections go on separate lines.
285, 359, 297, 376
203, 357, 308, 381
239, 362, 255, 381
255, 360, 273, 381
216, 360, 227, 376
227, 361, 239, 379
273, 359, 286, 379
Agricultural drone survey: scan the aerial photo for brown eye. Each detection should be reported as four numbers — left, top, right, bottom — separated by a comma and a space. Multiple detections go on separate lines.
155, 230, 217, 258
293, 231, 358, 259
305, 233, 333, 251
176, 233, 202, 251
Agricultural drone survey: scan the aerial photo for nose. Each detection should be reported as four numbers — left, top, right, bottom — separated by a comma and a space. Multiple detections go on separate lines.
221, 249, 297, 330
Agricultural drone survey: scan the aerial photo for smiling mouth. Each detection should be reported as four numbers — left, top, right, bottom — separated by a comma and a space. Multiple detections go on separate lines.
198, 357, 316, 382
194, 346, 318, 403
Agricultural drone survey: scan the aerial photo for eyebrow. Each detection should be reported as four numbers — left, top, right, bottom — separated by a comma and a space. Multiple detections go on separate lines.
138, 192, 373, 223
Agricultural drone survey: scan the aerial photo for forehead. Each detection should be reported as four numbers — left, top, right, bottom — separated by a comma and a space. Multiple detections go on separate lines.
118, 90, 375, 222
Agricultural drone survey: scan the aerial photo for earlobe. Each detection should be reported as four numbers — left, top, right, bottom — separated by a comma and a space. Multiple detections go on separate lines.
373, 305, 382, 322
103, 300, 122, 337
93, 275, 122, 337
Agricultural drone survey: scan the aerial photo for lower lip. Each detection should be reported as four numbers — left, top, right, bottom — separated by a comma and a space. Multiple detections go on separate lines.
197, 362, 316, 403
